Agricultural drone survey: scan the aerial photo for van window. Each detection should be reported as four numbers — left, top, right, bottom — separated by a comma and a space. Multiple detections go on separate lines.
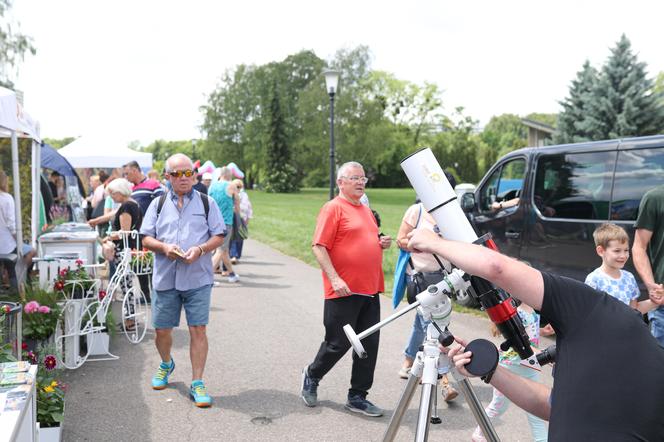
534, 151, 616, 220
611, 148, 664, 221
478, 158, 526, 212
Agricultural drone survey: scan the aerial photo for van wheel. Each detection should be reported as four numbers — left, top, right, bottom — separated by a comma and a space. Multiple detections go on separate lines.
454, 289, 479, 308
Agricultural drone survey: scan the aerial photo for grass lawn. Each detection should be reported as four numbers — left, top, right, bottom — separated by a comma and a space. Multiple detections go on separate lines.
245, 187, 480, 315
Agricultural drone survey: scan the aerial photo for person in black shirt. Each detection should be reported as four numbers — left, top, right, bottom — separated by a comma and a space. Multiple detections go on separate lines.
102, 178, 144, 327
408, 228, 664, 441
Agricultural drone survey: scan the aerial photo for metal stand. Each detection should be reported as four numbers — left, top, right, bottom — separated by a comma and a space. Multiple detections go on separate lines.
382, 323, 499, 442
344, 271, 500, 442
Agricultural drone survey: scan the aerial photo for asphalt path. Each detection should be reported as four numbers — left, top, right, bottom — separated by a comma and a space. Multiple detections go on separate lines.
62, 239, 554, 441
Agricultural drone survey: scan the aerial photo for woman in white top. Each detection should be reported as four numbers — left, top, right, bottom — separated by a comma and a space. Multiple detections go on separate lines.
0, 171, 36, 287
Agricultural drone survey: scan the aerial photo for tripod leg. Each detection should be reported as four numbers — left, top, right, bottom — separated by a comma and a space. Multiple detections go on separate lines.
456, 377, 501, 442
415, 383, 434, 442
430, 380, 441, 424
382, 373, 420, 442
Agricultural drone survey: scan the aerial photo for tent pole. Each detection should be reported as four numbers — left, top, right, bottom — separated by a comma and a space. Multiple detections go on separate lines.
31, 140, 40, 248
11, 131, 25, 293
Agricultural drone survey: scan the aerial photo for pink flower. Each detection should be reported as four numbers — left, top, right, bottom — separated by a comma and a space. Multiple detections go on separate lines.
43, 355, 57, 371
75, 259, 84, 266
59, 269, 68, 277
98, 290, 107, 301
38, 305, 51, 314
26, 351, 37, 364
2, 305, 10, 314
24, 301, 40, 314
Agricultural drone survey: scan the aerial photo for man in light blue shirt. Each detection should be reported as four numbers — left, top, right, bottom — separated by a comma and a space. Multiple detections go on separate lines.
141, 153, 225, 408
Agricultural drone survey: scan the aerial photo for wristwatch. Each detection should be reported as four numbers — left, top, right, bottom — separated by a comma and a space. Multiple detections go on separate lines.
197, 245, 206, 256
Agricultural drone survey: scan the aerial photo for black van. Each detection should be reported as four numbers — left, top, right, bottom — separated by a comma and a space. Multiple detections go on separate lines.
458, 135, 664, 306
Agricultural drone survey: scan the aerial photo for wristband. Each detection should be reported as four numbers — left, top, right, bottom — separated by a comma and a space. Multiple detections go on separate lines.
197, 245, 205, 256
481, 369, 495, 384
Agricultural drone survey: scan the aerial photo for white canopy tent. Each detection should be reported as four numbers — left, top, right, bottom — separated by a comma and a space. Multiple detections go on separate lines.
0, 86, 42, 285
59, 136, 153, 169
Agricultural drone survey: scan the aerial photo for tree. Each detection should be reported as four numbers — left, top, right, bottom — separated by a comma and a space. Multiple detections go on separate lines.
480, 114, 527, 170
43, 137, 75, 149
263, 83, 299, 193
654, 71, 664, 105
0, 0, 36, 88
554, 60, 598, 144
576, 35, 664, 141
432, 108, 484, 183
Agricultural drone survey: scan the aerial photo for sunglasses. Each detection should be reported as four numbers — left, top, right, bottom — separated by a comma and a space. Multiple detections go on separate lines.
168, 169, 194, 178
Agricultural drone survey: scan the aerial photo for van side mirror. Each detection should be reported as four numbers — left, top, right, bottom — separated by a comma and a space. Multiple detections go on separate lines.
461, 192, 475, 212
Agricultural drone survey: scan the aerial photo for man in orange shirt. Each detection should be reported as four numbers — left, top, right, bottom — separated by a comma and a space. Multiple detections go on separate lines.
301, 161, 392, 417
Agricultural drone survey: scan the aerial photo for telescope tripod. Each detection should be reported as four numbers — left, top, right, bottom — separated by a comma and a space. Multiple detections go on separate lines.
344, 272, 501, 442
383, 322, 499, 442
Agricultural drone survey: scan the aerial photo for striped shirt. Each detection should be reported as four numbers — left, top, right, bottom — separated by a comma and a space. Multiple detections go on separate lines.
131, 177, 164, 216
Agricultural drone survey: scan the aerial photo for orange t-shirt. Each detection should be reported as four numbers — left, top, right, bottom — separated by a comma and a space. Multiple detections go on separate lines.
312, 197, 385, 299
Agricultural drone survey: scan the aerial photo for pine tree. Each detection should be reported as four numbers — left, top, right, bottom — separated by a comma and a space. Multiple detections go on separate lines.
263, 83, 300, 193
554, 61, 598, 144
585, 35, 664, 140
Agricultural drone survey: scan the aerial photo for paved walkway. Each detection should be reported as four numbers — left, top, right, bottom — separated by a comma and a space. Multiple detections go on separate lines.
62, 239, 553, 441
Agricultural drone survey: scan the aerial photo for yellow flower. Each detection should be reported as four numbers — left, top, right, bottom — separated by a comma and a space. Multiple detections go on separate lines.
43, 386, 55, 393
50, 381, 58, 387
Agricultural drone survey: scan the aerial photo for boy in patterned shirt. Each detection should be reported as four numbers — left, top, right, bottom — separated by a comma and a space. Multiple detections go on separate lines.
585, 223, 659, 313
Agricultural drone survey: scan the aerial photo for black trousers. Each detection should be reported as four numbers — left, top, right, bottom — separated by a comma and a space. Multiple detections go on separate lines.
308, 295, 380, 398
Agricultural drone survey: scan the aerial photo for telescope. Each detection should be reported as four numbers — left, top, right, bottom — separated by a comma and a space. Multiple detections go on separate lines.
401, 147, 534, 361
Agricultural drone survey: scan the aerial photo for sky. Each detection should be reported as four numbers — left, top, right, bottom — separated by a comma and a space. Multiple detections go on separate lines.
9, 0, 664, 147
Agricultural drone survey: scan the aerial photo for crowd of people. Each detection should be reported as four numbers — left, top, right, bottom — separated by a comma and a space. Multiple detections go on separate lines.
4, 151, 664, 439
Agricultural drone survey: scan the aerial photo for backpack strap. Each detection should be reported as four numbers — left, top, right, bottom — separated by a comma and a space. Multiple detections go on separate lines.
156, 191, 168, 217
196, 190, 210, 220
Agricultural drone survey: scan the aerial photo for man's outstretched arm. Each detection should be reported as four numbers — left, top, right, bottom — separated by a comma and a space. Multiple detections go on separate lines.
408, 229, 544, 310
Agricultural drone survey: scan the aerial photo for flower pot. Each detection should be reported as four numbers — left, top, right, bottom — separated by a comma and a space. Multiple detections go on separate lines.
86, 331, 110, 356
38, 422, 62, 442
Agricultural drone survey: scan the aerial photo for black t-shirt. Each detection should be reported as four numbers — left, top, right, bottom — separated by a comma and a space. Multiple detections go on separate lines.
112, 200, 142, 249
541, 272, 664, 441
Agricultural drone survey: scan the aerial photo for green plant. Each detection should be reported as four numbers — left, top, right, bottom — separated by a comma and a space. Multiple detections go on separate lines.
22, 300, 61, 341
53, 260, 95, 296
0, 304, 17, 363
32, 344, 65, 427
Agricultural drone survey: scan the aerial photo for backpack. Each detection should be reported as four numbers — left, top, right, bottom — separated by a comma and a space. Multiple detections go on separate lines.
156, 190, 210, 220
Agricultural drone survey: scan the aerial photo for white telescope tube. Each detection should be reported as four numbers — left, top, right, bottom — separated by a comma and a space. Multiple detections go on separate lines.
400, 147, 478, 243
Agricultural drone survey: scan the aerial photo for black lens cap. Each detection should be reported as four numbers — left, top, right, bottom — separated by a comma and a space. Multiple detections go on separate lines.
464, 339, 499, 377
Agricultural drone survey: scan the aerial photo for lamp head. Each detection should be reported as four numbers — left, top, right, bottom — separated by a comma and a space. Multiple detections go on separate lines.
324, 70, 340, 96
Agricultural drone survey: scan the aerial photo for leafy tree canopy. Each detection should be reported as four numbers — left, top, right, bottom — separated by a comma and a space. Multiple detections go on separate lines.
0, 0, 36, 89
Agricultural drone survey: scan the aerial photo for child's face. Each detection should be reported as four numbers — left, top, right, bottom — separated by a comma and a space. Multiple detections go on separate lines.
597, 240, 630, 270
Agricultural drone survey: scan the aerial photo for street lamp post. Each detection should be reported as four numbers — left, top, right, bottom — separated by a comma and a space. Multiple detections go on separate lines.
324, 70, 340, 200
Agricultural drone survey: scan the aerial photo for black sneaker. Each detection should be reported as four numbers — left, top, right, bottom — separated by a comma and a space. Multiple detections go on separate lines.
301, 365, 319, 407
345, 394, 383, 417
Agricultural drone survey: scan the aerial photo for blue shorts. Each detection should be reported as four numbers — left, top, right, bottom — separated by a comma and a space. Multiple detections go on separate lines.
152, 284, 212, 329
649, 307, 664, 348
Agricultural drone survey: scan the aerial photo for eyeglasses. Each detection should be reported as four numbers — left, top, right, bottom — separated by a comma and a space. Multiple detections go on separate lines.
168, 169, 194, 178
342, 175, 368, 184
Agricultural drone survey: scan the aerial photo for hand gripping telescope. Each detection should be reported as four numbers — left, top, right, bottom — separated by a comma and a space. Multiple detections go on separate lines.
401, 147, 533, 361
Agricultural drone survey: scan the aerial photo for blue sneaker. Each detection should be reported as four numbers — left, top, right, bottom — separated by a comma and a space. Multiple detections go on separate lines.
190, 380, 212, 408
151, 359, 175, 390
345, 394, 383, 417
